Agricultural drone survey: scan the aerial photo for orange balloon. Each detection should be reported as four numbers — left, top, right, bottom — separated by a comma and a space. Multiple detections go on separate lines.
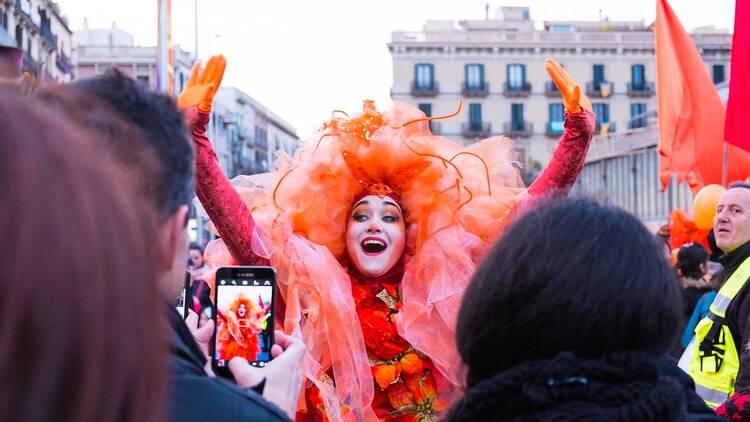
693, 184, 727, 230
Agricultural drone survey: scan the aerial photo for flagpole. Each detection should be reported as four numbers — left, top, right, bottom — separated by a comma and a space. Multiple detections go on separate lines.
723, 141, 729, 186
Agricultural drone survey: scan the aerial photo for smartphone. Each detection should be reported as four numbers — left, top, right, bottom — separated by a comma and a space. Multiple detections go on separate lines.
211, 266, 275, 378
175, 271, 190, 319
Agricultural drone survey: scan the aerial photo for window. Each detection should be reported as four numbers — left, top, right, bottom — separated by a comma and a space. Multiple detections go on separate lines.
713, 64, 726, 84
418, 103, 432, 117
136, 75, 150, 87
593, 64, 605, 88
511, 104, 524, 131
1, 11, 7, 30
507, 64, 526, 89
465, 64, 485, 89
15, 25, 22, 49
469, 103, 482, 130
548, 103, 564, 133
631, 64, 645, 89
414, 63, 434, 90
630, 103, 647, 128
592, 103, 610, 124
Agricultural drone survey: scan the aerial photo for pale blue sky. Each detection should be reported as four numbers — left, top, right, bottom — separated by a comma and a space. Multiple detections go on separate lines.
58, 0, 735, 136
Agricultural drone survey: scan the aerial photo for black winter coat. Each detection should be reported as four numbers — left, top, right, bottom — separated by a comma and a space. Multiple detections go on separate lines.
166, 306, 290, 422
446, 351, 723, 422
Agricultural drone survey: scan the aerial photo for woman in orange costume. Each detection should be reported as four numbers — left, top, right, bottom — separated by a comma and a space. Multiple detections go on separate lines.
217, 294, 264, 361
178, 56, 594, 421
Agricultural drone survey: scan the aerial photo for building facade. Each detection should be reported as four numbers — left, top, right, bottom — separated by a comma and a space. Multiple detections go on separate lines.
0, 0, 72, 82
389, 6, 731, 174
208, 87, 299, 179
72, 23, 193, 93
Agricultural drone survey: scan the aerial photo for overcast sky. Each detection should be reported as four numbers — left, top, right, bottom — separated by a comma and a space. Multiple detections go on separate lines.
57, 0, 735, 137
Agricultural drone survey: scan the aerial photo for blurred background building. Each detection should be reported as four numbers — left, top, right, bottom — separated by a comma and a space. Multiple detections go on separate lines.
0, 0, 73, 82
389, 6, 731, 183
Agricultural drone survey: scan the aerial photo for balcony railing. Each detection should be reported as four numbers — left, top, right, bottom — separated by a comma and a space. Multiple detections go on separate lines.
628, 119, 649, 130
544, 81, 561, 97
503, 81, 532, 97
411, 81, 439, 97
56, 52, 71, 74
595, 121, 617, 134
586, 81, 614, 98
22, 51, 37, 73
40, 23, 56, 49
546, 121, 565, 138
461, 121, 491, 138
627, 82, 655, 97
504, 121, 533, 138
461, 81, 489, 97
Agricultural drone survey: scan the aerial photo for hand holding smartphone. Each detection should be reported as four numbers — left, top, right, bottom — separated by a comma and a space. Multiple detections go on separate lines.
211, 266, 276, 379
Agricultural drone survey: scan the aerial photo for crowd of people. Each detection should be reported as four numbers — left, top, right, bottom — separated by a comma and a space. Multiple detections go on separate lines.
5, 44, 750, 421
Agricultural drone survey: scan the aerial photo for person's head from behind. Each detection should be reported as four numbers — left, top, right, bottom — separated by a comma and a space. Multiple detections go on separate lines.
456, 198, 681, 387
69, 70, 194, 300
0, 90, 164, 421
714, 182, 750, 254
188, 242, 205, 270
676, 243, 709, 279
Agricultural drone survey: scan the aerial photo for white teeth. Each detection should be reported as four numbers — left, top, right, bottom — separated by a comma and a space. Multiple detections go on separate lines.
362, 239, 386, 247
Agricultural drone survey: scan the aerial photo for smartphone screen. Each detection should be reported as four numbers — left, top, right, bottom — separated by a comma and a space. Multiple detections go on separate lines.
212, 266, 275, 377
175, 271, 189, 319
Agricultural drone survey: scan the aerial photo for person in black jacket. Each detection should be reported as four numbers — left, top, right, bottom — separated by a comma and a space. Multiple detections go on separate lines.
447, 198, 722, 421
42, 71, 304, 421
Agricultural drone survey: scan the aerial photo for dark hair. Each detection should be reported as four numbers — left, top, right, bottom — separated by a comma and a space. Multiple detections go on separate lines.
73, 69, 194, 217
729, 181, 750, 190
676, 243, 709, 279
456, 198, 681, 386
34, 85, 162, 212
189, 242, 204, 255
0, 89, 165, 422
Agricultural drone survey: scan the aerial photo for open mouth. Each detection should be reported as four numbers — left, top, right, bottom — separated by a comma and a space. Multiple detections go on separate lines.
361, 237, 387, 255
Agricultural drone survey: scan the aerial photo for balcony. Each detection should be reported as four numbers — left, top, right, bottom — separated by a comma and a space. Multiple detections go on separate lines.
14, 0, 40, 34
595, 121, 617, 134
546, 121, 565, 138
462, 121, 491, 138
461, 81, 489, 97
411, 81, 439, 97
544, 81, 561, 97
586, 81, 614, 98
503, 81, 532, 97
22, 51, 36, 73
627, 82, 655, 98
40, 23, 56, 50
628, 119, 649, 130
56, 52, 71, 74
504, 121, 533, 138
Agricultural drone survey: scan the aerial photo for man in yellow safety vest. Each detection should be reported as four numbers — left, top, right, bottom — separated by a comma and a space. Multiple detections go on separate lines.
690, 183, 750, 408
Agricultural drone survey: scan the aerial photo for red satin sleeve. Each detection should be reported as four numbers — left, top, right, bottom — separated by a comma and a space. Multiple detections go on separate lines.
526, 109, 596, 197
186, 107, 269, 266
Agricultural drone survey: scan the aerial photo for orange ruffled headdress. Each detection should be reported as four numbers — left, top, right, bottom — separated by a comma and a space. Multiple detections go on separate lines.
210, 100, 526, 421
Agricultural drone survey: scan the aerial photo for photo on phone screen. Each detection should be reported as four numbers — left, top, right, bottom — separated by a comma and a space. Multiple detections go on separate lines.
212, 267, 274, 373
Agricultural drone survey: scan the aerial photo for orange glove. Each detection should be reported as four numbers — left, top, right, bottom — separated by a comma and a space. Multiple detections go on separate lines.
545, 58, 592, 114
177, 55, 227, 113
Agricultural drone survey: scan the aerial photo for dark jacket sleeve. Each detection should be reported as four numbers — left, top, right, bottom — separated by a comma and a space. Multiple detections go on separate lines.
734, 290, 750, 390
170, 373, 291, 422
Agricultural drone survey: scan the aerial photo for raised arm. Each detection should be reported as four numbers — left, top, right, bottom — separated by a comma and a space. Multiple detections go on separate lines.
178, 56, 267, 265
527, 59, 596, 197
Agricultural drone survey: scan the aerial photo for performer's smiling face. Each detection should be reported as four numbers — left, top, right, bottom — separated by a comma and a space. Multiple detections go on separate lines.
237, 303, 247, 317
346, 195, 406, 278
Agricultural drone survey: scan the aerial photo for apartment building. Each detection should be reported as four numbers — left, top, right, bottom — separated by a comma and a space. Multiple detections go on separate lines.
72, 23, 193, 93
0, 0, 72, 82
389, 6, 731, 172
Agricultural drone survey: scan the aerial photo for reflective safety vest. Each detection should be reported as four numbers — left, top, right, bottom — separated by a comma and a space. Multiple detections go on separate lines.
689, 256, 750, 408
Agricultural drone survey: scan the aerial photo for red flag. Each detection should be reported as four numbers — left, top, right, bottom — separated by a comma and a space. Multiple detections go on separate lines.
655, 0, 750, 192
726, 0, 750, 153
